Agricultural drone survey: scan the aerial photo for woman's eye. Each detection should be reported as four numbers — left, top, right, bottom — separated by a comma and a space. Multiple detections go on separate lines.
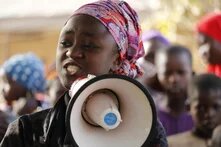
82, 45, 93, 50
81, 44, 99, 51
60, 41, 72, 48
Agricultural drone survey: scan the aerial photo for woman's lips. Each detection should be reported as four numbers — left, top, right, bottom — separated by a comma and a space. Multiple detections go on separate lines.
63, 59, 82, 75
66, 65, 80, 75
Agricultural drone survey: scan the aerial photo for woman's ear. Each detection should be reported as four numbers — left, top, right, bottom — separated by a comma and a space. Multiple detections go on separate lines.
109, 51, 120, 73
111, 54, 120, 71
114, 53, 120, 65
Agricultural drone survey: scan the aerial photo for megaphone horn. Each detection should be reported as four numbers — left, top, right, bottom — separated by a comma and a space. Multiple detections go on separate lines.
66, 74, 157, 147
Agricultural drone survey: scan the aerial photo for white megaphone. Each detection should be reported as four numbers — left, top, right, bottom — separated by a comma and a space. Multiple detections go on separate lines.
66, 74, 156, 147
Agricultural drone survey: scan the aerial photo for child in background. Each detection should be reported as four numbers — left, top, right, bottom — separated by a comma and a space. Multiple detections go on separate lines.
168, 74, 221, 147
141, 29, 170, 65
155, 45, 194, 136
137, 30, 170, 106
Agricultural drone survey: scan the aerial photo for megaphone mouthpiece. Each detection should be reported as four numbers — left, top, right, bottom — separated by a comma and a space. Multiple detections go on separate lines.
82, 89, 122, 131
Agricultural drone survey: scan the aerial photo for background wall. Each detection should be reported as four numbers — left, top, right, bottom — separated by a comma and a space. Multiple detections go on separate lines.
0, 31, 59, 66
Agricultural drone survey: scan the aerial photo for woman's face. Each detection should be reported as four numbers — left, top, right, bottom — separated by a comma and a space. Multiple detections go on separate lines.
56, 15, 119, 89
190, 89, 221, 138
198, 33, 221, 64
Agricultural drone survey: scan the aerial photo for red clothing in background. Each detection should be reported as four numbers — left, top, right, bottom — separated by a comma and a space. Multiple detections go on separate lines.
207, 64, 221, 78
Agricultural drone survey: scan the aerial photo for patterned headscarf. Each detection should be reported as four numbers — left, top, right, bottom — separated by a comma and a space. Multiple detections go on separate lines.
2, 53, 46, 93
71, 0, 144, 78
196, 12, 221, 43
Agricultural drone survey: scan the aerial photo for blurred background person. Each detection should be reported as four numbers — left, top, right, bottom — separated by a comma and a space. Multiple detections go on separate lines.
137, 29, 170, 106
46, 78, 66, 106
196, 12, 221, 77
168, 74, 221, 147
155, 45, 194, 136
137, 30, 170, 85
141, 29, 170, 65
45, 62, 67, 106
0, 52, 47, 116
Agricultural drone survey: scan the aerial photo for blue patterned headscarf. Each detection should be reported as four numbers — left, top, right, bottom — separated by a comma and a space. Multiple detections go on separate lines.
2, 53, 46, 93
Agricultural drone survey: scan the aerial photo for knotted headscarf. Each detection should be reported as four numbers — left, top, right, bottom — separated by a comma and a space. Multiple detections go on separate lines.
196, 12, 221, 43
72, 0, 144, 78
2, 53, 46, 93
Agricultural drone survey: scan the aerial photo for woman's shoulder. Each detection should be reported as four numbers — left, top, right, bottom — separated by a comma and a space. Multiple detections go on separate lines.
28, 108, 51, 122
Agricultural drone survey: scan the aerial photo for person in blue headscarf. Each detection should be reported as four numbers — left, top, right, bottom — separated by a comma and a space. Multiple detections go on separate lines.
0, 52, 46, 116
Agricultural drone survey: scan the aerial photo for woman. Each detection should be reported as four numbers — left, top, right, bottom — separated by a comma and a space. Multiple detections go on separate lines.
1, 1, 167, 147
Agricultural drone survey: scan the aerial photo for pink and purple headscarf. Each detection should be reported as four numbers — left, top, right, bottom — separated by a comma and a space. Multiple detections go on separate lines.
72, 0, 144, 78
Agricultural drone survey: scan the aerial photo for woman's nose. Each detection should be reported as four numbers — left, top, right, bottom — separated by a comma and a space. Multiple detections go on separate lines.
66, 47, 83, 59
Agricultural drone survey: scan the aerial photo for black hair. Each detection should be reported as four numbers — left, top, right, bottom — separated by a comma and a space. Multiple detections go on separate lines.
155, 44, 192, 66
188, 73, 221, 102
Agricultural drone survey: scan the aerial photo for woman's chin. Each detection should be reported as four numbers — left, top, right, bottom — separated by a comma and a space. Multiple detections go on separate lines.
63, 81, 74, 90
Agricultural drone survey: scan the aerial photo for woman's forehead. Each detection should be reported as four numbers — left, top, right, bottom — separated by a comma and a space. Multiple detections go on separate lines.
63, 15, 108, 34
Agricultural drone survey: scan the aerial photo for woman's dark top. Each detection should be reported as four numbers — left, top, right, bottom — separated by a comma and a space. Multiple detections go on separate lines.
0, 93, 168, 147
